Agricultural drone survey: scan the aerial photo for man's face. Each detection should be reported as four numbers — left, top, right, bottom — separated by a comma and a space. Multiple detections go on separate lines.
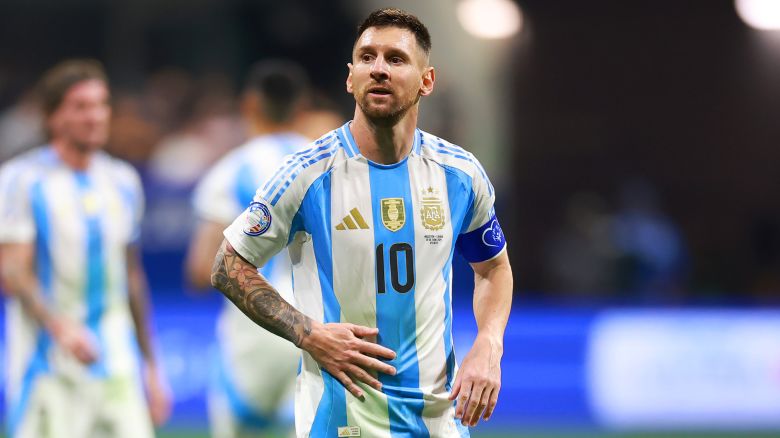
48, 79, 111, 152
347, 26, 434, 123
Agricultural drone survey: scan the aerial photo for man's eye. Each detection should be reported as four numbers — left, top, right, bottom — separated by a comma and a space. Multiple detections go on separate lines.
390, 57, 404, 64
362, 54, 373, 62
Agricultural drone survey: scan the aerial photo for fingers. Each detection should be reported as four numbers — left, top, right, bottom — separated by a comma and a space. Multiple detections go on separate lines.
359, 340, 396, 361
483, 386, 499, 421
454, 381, 471, 420
448, 374, 462, 401
351, 352, 396, 376
72, 338, 98, 364
464, 383, 487, 427
345, 364, 382, 391
347, 323, 379, 338
334, 370, 364, 399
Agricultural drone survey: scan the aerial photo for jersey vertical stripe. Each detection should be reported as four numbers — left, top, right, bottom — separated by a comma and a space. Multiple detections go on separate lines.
329, 159, 392, 438
75, 173, 108, 377
306, 173, 349, 435
368, 159, 429, 437
8, 180, 54, 437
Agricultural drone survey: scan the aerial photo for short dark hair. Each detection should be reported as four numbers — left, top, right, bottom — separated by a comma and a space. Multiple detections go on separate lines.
244, 59, 309, 123
356, 8, 431, 55
38, 59, 108, 117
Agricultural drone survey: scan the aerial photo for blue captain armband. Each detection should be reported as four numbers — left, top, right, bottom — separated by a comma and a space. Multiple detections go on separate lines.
456, 214, 506, 263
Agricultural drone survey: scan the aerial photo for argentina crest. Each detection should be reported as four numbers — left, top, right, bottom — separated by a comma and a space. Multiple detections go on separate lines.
380, 198, 405, 232
420, 187, 445, 231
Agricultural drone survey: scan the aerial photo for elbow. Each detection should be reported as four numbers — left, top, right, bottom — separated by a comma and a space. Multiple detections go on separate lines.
209, 248, 224, 290
187, 265, 212, 290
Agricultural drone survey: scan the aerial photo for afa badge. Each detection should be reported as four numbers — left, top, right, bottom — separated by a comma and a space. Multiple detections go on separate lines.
380, 198, 405, 232
243, 202, 272, 236
420, 187, 445, 231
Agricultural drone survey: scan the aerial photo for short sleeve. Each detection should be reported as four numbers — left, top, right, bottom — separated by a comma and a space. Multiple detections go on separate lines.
0, 162, 35, 243
223, 188, 302, 268
455, 161, 506, 263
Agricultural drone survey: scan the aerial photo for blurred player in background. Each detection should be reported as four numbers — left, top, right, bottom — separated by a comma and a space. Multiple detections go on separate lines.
210, 8, 513, 437
0, 59, 170, 437
186, 59, 313, 437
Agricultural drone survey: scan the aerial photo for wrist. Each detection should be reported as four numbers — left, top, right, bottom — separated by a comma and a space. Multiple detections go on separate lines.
298, 319, 323, 351
476, 332, 504, 354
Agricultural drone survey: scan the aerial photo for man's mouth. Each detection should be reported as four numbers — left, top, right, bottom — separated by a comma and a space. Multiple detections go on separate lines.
368, 87, 392, 96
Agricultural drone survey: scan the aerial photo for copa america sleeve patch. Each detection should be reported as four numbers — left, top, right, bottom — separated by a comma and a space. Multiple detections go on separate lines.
243, 202, 272, 236
456, 213, 506, 262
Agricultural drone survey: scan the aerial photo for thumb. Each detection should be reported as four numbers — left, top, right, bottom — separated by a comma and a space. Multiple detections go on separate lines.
448, 374, 462, 401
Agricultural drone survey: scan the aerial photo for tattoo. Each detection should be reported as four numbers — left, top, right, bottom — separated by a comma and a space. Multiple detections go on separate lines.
210, 240, 312, 347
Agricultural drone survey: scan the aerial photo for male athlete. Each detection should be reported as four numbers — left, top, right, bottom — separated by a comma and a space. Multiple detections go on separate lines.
211, 8, 513, 437
186, 60, 312, 437
0, 59, 170, 437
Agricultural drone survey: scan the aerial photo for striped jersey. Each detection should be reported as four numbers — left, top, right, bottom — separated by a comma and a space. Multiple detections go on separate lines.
0, 147, 144, 433
224, 122, 507, 438
193, 132, 310, 304
192, 132, 309, 420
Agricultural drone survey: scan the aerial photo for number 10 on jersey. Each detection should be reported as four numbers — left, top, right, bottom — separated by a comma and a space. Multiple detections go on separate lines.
375, 243, 415, 294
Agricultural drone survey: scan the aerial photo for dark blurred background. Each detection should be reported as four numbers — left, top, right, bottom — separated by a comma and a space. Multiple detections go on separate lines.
1, 0, 779, 435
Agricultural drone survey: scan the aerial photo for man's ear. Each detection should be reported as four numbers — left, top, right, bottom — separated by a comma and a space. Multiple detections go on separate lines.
419, 66, 435, 97
346, 62, 354, 94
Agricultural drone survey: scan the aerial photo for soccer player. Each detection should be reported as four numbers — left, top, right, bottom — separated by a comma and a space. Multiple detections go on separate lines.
0, 59, 170, 437
186, 60, 313, 437
210, 8, 513, 437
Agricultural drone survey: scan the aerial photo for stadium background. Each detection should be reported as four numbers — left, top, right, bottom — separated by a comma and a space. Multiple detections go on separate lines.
1, 0, 779, 436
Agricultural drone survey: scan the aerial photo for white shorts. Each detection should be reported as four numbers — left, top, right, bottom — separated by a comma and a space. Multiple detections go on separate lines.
10, 373, 154, 438
208, 310, 300, 438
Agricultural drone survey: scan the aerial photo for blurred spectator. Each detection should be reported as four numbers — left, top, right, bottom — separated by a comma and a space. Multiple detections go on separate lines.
0, 89, 43, 162
108, 90, 162, 164
147, 71, 242, 188
611, 178, 688, 303
544, 191, 619, 301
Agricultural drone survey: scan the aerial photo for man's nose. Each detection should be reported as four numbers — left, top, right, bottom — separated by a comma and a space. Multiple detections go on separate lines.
370, 57, 389, 81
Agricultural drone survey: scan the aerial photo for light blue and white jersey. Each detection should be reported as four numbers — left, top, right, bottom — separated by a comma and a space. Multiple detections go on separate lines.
193, 132, 309, 426
0, 146, 144, 433
193, 132, 309, 304
224, 122, 507, 438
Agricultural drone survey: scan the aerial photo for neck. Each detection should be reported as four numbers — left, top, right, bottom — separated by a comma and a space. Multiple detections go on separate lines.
350, 106, 418, 164
247, 117, 296, 137
51, 139, 93, 171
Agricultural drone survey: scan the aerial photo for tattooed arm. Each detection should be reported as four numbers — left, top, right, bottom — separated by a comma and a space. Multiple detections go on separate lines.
210, 239, 398, 398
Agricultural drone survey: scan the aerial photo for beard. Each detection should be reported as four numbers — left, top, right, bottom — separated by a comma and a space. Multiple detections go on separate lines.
357, 90, 420, 125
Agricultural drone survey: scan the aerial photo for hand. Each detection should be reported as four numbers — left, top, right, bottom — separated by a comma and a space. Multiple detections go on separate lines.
449, 334, 503, 427
301, 322, 396, 399
143, 362, 172, 426
49, 317, 99, 364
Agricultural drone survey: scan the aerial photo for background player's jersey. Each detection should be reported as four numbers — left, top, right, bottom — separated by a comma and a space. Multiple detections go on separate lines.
193, 133, 308, 304
224, 123, 507, 438
0, 147, 144, 432
192, 132, 309, 423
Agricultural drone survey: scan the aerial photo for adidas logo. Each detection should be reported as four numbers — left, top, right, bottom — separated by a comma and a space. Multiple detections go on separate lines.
335, 208, 370, 230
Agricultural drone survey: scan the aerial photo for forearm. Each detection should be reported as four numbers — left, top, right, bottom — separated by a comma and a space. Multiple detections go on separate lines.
472, 252, 513, 343
0, 245, 57, 330
210, 239, 312, 347
127, 249, 156, 364
186, 221, 227, 290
